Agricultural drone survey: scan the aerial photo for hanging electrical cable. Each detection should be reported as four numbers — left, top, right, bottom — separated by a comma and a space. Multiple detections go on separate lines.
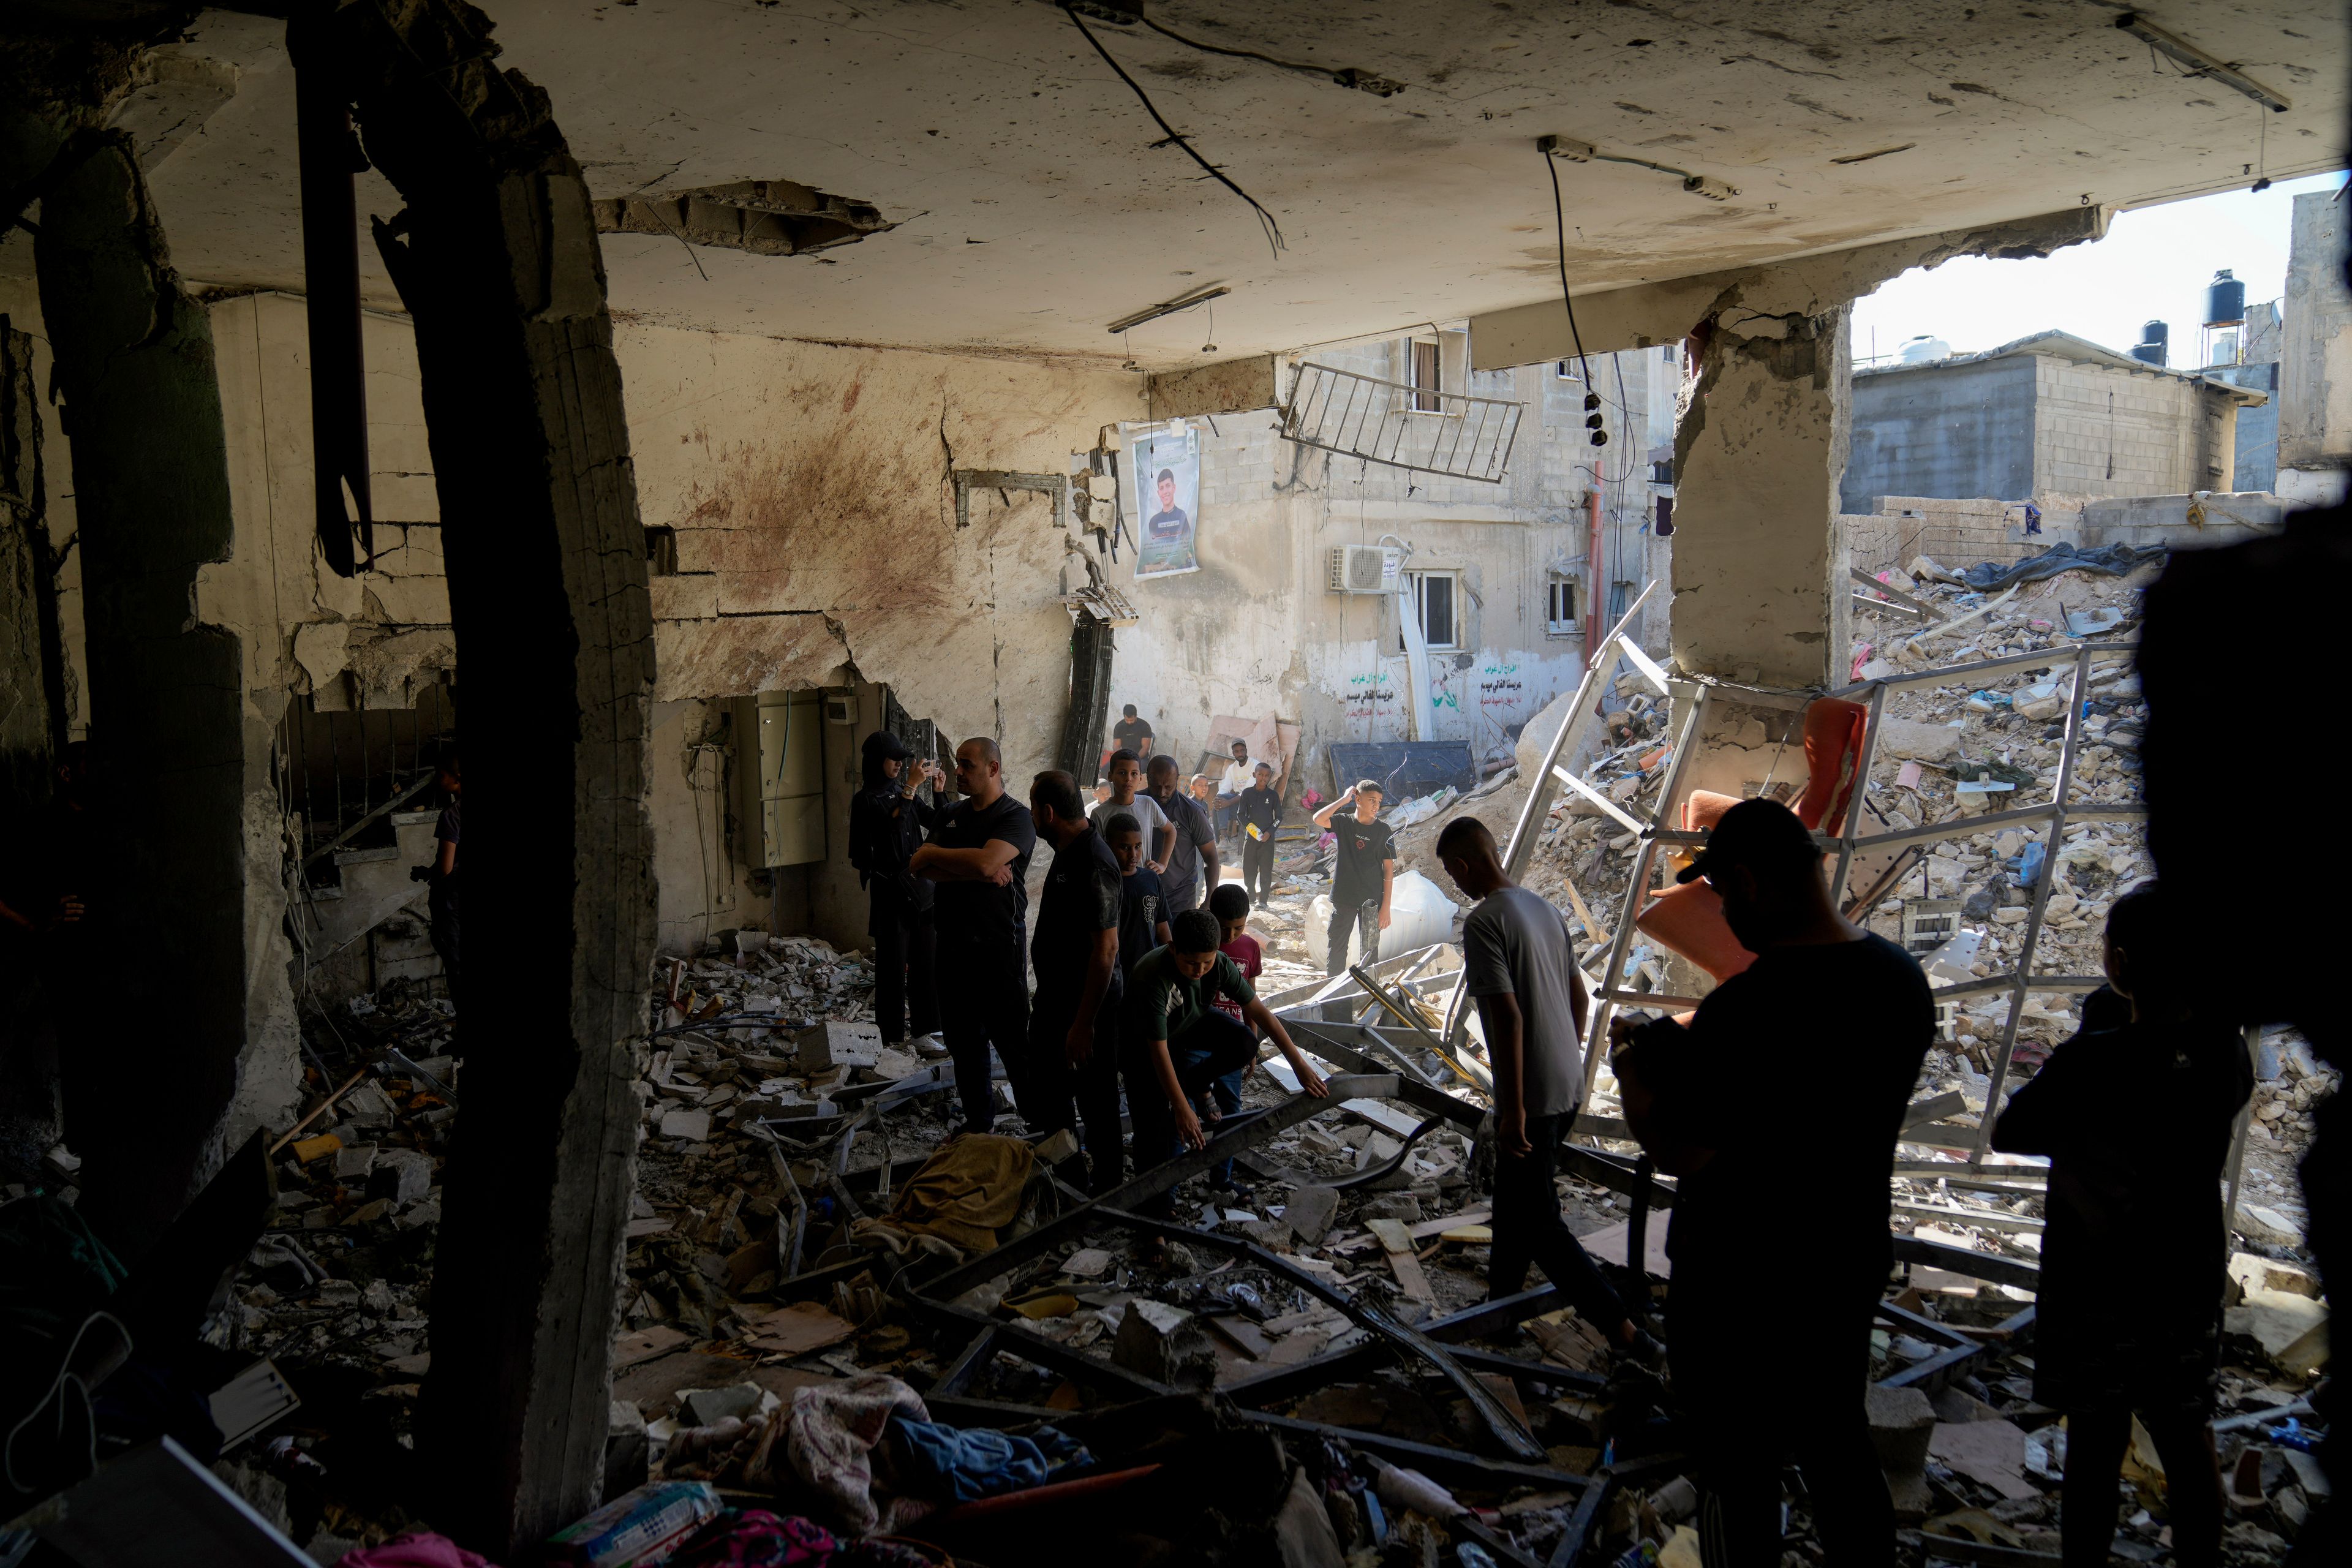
1542, 144, 1607, 448
1065, 4, 1286, 258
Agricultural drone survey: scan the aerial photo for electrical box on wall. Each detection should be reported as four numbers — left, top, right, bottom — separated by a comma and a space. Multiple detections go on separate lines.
1327, 545, 1401, 595
822, 687, 857, 725
732, 690, 827, 869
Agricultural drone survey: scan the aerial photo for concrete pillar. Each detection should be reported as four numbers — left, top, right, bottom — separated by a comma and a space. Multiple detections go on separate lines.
27, 129, 270, 1251
314, 0, 656, 1551
1668, 306, 1853, 690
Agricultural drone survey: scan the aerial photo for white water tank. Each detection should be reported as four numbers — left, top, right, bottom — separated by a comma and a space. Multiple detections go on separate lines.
1896, 334, 1950, 365
1303, 869, 1461, 970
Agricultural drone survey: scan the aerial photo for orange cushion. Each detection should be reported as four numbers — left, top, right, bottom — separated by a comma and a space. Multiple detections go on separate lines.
1683, 790, 1742, 832
1634, 878, 1757, 984
1795, 698, 1867, 834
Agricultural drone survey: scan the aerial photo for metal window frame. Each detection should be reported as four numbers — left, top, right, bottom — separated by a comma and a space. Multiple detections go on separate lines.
1280, 360, 1523, 484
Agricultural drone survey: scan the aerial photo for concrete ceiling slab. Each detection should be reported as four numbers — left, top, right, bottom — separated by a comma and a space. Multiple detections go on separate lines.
48, 1, 2352, 366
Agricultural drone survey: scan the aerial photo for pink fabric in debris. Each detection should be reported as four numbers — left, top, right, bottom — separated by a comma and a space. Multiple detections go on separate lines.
337, 1534, 497, 1568
784, 1373, 932, 1536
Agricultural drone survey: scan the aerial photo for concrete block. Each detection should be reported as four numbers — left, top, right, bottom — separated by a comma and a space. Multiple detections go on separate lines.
2230, 1251, 2320, 1300
1283, 1185, 1341, 1245
1114, 1300, 1216, 1388
658, 1108, 712, 1142
1865, 1385, 1937, 1475
369, 1147, 435, 1206
2225, 1288, 2329, 1376
333, 1144, 378, 1180
794, 1020, 881, 1071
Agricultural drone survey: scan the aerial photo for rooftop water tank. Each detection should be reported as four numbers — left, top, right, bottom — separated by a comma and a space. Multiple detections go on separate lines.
1896, 334, 1950, 365
2133, 320, 2168, 368
2205, 269, 2246, 328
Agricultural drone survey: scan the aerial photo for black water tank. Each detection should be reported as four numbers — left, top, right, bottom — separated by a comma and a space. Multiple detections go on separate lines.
2141, 319, 2169, 347
2206, 269, 2246, 327
2133, 320, 2168, 367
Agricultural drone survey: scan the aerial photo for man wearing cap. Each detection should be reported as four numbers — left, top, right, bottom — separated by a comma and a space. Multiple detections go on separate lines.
1313, 780, 1396, 976
1609, 797, 1932, 1568
848, 731, 941, 1055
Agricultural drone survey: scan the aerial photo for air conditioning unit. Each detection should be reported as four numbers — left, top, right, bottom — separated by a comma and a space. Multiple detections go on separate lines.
1327, 545, 1402, 595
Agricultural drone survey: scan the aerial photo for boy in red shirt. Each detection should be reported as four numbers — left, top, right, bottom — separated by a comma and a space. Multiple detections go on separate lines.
1205, 882, 1262, 1192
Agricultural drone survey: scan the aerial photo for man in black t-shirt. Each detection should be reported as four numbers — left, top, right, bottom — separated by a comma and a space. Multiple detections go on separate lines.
1145, 753, 1219, 916
1109, 704, 1154, 760
848, 731, 940, 1051
911, 737, 1038, 1133
1611, 798, 1932, 1568
1025, 771, 1124, 1193
1235, 761, 1282, 907
1311, 779, 1396, 975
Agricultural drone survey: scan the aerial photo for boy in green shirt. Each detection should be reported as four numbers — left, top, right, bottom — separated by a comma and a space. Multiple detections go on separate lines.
1123, 908, 1326, 1215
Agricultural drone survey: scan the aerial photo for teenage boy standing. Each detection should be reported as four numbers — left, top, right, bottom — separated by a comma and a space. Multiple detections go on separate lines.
1312, 780, 1395, 975
1090, 749, 1172, 872
1235, 761, 1282, 907
1025, 771, 1125, 1194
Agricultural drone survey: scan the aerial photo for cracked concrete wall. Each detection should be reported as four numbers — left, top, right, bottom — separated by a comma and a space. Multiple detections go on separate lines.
2279, 189, 2352, 478
1672, 305, 1852, 692
619, 325, 1140, 948
187, 296, 1142, 957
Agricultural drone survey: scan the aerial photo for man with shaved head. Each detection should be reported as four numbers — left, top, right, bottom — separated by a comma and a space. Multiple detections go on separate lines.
1437, 815, 1655, 1364
912, 735, 1038, 1133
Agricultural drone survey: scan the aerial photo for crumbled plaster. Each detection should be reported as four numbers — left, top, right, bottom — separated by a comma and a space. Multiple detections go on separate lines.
1670, 305, 1851, 690
620, 325, 1139, 768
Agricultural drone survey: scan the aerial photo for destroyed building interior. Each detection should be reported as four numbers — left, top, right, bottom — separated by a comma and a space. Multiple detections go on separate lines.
0, 4, 2346, 1568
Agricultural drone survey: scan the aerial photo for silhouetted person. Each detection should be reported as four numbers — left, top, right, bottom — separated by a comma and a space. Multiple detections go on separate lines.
849, 731, 940, 1052
1437, 817, 1657, 1363
1025, 771, 1123, 1193
911, 737, 1036, 1134
1145, 753, 1219, 916
1992, 884, 2244, 1568
1611, 797, 1931, 1568
2140, 509, 2348, 1562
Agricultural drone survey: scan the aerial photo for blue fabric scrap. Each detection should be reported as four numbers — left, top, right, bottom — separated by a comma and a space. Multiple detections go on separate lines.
888, 1415, 1093, 1504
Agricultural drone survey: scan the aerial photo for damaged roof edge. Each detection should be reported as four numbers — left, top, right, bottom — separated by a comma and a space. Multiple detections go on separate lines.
1468, 205, 2110, 372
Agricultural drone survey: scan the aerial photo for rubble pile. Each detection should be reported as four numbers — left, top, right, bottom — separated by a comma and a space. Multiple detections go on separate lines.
1858, 1271, 2325, 1561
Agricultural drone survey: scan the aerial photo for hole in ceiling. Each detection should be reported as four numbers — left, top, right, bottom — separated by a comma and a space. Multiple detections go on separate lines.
592, 180, 896, 257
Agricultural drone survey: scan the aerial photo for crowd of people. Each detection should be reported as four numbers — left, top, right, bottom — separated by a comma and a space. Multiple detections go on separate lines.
847, 726, 1325, 1199
851, 716, 2255, 1568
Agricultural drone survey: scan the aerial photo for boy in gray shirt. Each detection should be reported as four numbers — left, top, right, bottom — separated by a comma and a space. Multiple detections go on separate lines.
1438, 816, 1657, 1363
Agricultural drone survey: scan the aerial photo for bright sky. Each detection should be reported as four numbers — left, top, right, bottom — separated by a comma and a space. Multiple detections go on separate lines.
1851, 171, 2348, 367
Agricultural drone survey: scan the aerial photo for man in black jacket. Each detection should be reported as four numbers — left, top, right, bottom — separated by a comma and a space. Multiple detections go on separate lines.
849, 731, 940, 1053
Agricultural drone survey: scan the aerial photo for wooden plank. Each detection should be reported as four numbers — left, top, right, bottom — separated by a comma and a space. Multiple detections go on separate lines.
1558, 877, 1608, 946
1368, 1216, 1437, 1298
1327, 1208, 1493, 1254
